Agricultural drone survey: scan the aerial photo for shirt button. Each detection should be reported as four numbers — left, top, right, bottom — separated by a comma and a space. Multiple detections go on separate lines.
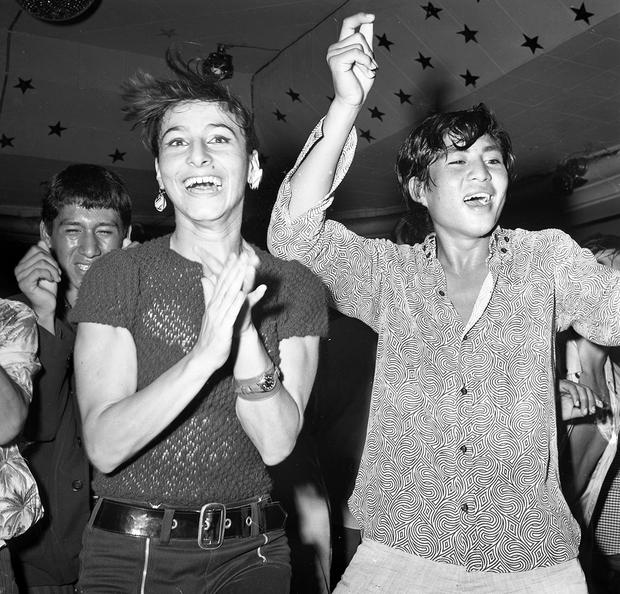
460, 445, 467, 454
460, 386, 468, 395
438, 290, 445, 297
461, 503, 469, 513
504, 236, 510, 242
500, 247, 507, 253
463, 333, 468, 341
71, 480, 83, 491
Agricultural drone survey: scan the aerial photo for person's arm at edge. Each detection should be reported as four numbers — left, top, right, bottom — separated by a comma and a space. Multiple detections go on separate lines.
287, 12, 377, 220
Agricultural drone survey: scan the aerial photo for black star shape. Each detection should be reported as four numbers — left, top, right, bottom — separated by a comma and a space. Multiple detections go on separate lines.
14, 78, 34, 94
394, 89, 411, 104
273, 109, 287, 122
460, 70, 479, 87
369, 106, 385, 121
159, 28, 176, 37
359, 129, 375, 143
48, 121, 67, 136
521, 34, 543, 54
109, 149, 126, 162
571, 3, 594, 25
421, 3, 442, 20
415, 52, 433, 69
286, 88, 301, 102
376, 33, 394, 52
458, 24, 478, 43
326, 94, 335, 102
0, 134, 15, 148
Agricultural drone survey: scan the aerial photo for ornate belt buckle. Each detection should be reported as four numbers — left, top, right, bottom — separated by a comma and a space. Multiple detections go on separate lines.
197, 502, 226, 549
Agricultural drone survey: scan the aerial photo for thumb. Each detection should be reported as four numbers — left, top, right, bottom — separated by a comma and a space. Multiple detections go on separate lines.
246, 284, 267, 309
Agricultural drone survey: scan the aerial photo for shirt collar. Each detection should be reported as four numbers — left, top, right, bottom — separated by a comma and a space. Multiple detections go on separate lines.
421, 226, 510, 262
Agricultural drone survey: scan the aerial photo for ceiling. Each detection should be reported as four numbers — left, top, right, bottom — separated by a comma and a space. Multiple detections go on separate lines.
0, 0, 619, 242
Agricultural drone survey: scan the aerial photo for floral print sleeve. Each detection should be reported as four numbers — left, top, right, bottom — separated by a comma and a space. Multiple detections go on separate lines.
0, 299, 42, 545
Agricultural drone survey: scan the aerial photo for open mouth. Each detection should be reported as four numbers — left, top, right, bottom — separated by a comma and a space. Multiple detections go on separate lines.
463, 193, 491, 206
183, 176, 223, 191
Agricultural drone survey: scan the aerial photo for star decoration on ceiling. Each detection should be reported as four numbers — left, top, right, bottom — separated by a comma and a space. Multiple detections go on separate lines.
286, 88, 301, 102
369, 106, 385, 121
522, 34, 543, 54
14, 78, 34, 94
571, 3, 594, 25
109, 149, 126, 162
394, 89, 411, 104
421, 3, 442, 20
159, 28, 176, 37
376, 33, 394, 51
273, 109, 287, 122
460, 70, 479, 87
1, 134, 15, 148
458, 24, 478, 43
415, 52, 433, 69
359, 129, 375, 143
48, 121, 67, 136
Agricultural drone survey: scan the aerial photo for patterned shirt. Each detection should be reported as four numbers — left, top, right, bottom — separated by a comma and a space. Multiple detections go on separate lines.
0, 299, 42, 546
267, 121, 620, 573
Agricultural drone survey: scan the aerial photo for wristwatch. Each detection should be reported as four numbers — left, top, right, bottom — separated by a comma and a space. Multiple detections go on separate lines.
235, 365, 281, 395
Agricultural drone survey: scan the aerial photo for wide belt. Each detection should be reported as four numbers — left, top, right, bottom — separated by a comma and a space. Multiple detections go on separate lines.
92, 496, 287, 549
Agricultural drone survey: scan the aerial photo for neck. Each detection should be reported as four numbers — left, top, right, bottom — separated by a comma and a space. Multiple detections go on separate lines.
170, 222, 243, 265
435, 232, 491, 275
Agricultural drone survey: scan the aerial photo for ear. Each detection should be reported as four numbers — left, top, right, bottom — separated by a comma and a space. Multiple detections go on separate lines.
407, 177, 428, 207
39, 220, 52, 248
154, 158, 163, 189
122, 224, 133, 248
247, 150, 263, 190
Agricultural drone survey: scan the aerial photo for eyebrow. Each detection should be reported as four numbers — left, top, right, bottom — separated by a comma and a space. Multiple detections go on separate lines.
161, 122, 239, 138
57, 220, 120, 228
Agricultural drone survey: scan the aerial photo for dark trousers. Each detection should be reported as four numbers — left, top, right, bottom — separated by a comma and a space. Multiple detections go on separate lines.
77, 524, 290, 594
0, 547, 18, 594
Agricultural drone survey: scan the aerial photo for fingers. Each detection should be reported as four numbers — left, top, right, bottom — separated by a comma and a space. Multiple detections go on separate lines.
14, 244, 61, 286
338, 12, 374, 42
559, 379, 604, 419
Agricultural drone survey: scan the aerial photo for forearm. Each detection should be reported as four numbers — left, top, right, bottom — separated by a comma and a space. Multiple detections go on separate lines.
236, 388, 301, 466
289, 99, 361, 219
80, 350, 220, 473
0, 367, 28, 444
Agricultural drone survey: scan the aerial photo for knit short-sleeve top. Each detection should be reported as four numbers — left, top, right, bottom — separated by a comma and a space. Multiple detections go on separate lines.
71, 234, 328, 507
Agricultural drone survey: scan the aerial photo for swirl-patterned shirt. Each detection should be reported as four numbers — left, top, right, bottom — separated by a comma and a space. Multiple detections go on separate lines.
0, 298, 42, 546
267, 121, 620, 573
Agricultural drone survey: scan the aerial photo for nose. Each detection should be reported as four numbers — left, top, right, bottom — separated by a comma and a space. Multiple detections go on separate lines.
78, 231, 102, 258
188, 140, 211, 167
469, 158, 490, 181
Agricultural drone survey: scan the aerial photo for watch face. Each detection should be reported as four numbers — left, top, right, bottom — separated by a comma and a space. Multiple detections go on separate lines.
259, 373, 276, 391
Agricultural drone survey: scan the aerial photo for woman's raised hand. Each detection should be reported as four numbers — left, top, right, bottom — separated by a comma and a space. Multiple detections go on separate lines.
327, 12, 377, 108
193, 247, 265, 369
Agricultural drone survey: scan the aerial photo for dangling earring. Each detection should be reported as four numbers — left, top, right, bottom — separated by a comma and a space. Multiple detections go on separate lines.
154, 188, 167, 212
249, 168, 263, 191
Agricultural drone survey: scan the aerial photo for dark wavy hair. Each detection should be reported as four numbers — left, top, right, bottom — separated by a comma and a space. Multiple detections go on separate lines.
393, 104, 515, 244
42, 164, 131, 234
121, 48, 259, 158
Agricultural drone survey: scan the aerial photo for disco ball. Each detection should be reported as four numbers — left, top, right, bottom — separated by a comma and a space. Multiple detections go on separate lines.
16, 0, 99, 22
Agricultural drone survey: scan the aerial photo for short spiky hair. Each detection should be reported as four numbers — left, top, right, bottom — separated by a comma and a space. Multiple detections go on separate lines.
121, 48, 259, 158
42, 164, 132, 233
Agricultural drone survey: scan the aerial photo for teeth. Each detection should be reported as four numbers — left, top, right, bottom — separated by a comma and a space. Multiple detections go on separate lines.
464, 193, 491, 205
184, 176, 222, 190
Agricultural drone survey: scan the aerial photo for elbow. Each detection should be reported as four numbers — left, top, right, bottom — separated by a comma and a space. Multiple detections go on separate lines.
84, 436, 123, 474
262, 441, 296, 467
0, 402, 28, 445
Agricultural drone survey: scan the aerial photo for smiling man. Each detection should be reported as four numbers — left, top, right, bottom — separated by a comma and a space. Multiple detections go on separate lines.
267, 12, 620, 593
9, 164, 131, 593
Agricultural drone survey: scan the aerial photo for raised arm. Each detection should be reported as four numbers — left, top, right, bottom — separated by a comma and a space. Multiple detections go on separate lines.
288, 12, 377, 219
